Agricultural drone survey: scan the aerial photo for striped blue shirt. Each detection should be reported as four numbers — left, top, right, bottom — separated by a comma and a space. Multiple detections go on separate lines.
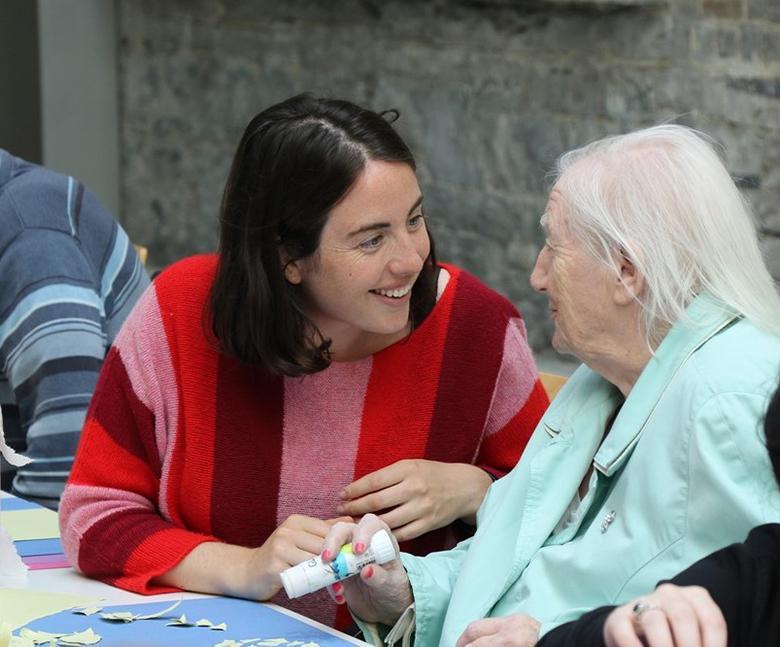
0, 150, 149, 507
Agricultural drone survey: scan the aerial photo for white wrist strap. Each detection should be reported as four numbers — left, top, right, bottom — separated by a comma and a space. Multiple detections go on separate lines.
384, 603, 416, 647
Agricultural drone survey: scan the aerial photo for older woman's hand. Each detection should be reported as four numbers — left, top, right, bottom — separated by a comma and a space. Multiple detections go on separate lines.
337, 459, 492, 541
455, 614, 540, 647
603, 584, 727, 647
322, 514, 413, 626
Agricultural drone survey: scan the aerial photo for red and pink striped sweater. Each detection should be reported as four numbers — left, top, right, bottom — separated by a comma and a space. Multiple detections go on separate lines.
60, 255, 548, 627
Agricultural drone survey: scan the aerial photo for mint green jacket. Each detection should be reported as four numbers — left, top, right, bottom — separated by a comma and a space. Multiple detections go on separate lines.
402, 296, 780, 645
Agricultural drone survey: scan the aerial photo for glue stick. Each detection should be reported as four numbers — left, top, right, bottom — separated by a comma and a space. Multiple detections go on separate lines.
280, 529, 396, 598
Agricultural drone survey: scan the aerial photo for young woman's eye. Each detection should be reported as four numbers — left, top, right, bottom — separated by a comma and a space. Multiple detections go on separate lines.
408, 214, 424, 229
359, 235, 383, 251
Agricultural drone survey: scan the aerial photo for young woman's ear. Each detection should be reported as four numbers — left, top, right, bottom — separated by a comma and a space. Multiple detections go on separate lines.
613, 247, 644, 306
283, 259, 303, 285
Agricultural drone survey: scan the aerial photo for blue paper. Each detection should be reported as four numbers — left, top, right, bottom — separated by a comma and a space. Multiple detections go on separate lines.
1, 496, 40, 511
23, 597, 363, 646
15, 537, 64, 557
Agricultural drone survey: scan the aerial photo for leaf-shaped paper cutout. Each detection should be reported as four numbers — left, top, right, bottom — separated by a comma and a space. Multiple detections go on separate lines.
57, 628, 101, 645
18, 628, 65, 643
165, 614, 193, 628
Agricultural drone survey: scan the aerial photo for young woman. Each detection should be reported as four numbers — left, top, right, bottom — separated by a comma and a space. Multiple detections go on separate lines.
58, 94, 548, 628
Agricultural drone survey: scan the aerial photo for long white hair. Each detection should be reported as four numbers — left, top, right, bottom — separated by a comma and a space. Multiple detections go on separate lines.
554, 124, 780, 347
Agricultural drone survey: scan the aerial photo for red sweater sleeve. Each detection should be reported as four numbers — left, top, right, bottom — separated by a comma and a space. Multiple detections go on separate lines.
59, 284, 216, 594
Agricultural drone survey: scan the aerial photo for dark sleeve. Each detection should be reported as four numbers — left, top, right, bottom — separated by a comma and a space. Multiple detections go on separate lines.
537, 606, 614, 647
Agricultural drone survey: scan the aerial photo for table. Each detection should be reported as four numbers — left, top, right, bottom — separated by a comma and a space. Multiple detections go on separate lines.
1, 491, 369, 646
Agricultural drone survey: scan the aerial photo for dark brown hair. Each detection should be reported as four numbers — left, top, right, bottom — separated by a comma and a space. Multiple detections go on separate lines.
208, 94, 437, 376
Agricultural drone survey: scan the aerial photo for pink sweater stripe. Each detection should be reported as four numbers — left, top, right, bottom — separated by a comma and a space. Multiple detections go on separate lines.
278, 360, 373, 525
483, 317, 540, 439
113, 284, 180, 521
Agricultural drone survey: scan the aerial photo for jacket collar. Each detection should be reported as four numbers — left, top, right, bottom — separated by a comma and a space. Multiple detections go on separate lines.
593, 293, 739, 476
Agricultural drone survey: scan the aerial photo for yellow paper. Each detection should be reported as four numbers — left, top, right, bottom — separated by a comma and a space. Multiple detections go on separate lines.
0, 589, 98, 630
0, 509, 60, 541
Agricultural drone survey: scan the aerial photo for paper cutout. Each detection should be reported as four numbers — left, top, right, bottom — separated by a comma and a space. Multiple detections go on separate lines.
24, 598, 346, 646
56, 628, 101, 645
197, 620, 226, 631
71, 609, 100, 618
0, 415, 32, 468
0, 509, 60, 542
100, 599, 181, 623
166, 615, 227, 631
17, 628, 100, 646
0, 590, 99, 630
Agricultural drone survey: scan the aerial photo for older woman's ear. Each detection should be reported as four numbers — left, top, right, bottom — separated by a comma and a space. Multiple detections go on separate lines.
613, 248, 644, 306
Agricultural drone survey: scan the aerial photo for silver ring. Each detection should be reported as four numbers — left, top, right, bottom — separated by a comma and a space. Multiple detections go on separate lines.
632, 601, 660, 618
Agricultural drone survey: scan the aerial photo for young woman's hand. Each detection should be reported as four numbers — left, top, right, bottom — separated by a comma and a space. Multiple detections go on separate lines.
245, 514, 350, 600
603, 584, 726, 647
155, 514, 349, 602
337, 460, 492, 541
322, 514, 413, 626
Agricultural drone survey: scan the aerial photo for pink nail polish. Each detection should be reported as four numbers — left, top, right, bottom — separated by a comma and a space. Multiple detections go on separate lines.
333, 582, 343, 593
364, 565, 374, 579
354, 542, 365, 553
335, 594, 345, 604
321, 549, 331, 561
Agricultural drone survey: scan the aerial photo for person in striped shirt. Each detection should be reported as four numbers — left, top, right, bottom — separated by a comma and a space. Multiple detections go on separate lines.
0, 149, 149, 509
59, 94, 548, 628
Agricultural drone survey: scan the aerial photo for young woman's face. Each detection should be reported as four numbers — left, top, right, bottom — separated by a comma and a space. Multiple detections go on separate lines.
286, 159, 430, 356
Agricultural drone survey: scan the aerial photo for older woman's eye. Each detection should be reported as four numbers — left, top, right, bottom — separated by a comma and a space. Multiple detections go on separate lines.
359, 235, 384, 251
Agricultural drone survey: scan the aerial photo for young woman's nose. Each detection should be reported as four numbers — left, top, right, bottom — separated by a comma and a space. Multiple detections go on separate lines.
388, 235, 424, 276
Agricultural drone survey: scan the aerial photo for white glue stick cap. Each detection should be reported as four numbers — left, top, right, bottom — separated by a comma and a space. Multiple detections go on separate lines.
370, 530, 396, 565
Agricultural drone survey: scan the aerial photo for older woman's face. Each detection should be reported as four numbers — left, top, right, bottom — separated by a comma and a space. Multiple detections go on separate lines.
287, 159, 430, 352
529, 188, 618, 362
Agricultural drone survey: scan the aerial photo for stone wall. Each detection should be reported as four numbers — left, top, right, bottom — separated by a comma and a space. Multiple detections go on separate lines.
117, 0, 780, 354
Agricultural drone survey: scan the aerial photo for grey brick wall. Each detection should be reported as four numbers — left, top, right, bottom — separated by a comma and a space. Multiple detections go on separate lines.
117, 0, 780, 354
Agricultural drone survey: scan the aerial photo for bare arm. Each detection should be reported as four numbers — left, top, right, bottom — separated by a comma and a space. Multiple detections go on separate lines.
154, 514, 346, 600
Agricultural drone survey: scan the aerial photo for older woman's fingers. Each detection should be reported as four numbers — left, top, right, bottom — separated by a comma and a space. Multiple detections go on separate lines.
320, 520, 358, 561
349, 513, 396, 556
454, 618, 498, 647
636, 607, 674, 647
685, 586, 727, 647
325, 581, 347, 604
603, 606, 644, 647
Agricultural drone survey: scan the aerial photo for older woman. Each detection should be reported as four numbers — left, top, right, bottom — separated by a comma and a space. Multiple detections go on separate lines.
323, 124, 780, 645
58, 94, 547, 628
